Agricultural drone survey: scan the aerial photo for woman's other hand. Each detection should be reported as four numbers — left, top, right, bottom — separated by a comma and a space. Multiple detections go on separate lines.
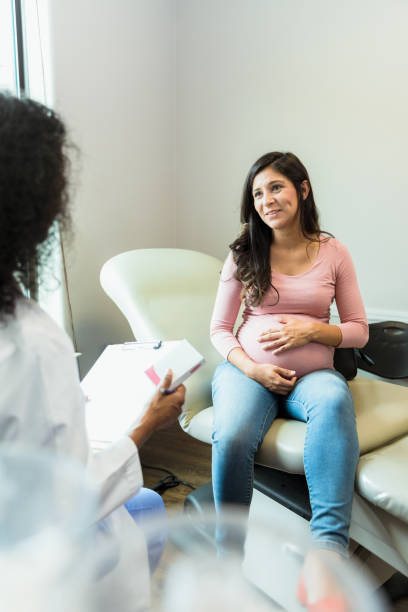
257, 316, 313, 353
251, 363, 297, 394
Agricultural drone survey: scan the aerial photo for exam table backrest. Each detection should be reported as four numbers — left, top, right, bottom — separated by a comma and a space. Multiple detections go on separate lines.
100, 248, 224, 429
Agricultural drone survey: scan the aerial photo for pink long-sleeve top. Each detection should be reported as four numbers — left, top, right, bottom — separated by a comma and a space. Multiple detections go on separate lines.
210, 237, 369, 379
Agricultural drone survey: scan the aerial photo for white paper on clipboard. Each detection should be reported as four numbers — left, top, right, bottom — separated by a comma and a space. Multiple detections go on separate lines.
81, 341, 178, 447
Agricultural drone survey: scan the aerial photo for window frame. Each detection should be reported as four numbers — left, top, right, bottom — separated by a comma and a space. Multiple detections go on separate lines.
12, 0, 27, 96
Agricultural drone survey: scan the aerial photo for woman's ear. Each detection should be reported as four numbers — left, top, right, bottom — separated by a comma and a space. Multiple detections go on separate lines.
301, 180, 310, 200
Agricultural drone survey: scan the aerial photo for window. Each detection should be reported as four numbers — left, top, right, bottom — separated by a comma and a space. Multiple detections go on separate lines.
0, 0, 18, 93
22, 0, 52, 104
0, 1, 67, 334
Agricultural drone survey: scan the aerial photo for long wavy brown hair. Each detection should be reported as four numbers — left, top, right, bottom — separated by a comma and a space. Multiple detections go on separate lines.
230, 152, 328, 306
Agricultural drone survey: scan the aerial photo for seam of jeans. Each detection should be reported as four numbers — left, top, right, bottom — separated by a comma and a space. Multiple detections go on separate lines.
284, 372, 357, 551
303, 408, 358, 551
256, 397, 277, 449
303, 413, 313, 497
243, 396, 277, 506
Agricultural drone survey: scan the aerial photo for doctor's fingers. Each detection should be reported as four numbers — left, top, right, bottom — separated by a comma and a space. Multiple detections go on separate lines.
158, 369, 173, 392
172, 384, 186, 403
158, 385, 186, 409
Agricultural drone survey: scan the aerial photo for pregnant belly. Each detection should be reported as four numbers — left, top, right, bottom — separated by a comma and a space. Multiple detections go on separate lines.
237, 314, 334, 379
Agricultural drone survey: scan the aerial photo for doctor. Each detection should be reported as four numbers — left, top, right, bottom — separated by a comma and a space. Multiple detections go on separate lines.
0, 92, 185, 610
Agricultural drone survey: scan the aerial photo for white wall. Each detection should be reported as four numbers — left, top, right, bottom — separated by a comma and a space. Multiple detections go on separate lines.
48, 0, 176, 375
175, 0, 408, 320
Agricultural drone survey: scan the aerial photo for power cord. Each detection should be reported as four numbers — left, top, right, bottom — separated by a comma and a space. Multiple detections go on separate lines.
142, 464, 195, 495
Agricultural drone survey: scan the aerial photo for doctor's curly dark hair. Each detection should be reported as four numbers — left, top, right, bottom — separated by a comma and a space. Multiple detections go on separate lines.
0, 92, 71, 317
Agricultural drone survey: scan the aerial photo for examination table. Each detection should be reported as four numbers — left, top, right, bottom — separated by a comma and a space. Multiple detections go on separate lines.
182, 374, 408, 602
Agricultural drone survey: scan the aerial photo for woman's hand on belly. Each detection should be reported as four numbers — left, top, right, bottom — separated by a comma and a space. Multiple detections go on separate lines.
252, 363, 297, 395
257, 316, 313, 354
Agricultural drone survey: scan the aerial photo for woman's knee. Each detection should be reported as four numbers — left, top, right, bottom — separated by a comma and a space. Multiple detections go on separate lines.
323, 383, 353, 416
305, 371, 353, 416
212, 361, 237, 397
212, 424, 258, 456
141, 488, 166, 513
212, 407, 275, 453
212, 361, 270, 406
125, 488, 167, 574
211, 362, 277, 456
125, 487, 166, 521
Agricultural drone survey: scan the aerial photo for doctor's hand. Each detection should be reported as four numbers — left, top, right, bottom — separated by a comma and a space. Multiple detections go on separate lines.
257, 316, 313, 354
251, 363, 297, 395
129, 370, 186, 448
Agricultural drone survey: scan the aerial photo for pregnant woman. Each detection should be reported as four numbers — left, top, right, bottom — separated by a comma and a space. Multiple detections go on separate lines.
210, 152, 368, 609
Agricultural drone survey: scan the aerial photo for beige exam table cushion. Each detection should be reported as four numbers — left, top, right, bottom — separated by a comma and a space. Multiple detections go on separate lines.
186, 376, 408, 475
356, 436, 408, 524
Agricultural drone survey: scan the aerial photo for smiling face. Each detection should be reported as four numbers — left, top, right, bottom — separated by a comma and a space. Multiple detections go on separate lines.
252, 166, 308, 233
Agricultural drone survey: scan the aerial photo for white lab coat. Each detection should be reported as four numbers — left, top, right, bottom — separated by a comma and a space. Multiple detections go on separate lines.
0, 299, 150, 610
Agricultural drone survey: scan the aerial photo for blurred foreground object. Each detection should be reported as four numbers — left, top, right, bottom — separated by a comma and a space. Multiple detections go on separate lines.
0, 448, 389, 611
144, 509, 389, 611
0, 446, 98, 611
0, 446, 154, 612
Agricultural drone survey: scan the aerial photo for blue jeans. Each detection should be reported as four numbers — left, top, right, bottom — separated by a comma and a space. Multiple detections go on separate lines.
96, 487, 167, 578
125, 487, 167, 572
211, 362, 359, 556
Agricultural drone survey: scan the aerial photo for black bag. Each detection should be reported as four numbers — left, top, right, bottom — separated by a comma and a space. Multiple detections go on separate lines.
333, 348, 357, 381
356, 321, 408, 379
